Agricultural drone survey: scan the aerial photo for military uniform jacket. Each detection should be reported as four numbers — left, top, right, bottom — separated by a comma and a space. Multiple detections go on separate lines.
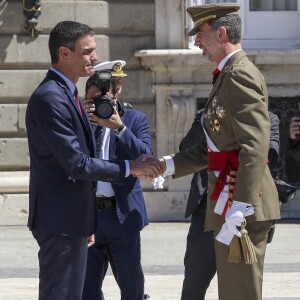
172, 50, 281, 231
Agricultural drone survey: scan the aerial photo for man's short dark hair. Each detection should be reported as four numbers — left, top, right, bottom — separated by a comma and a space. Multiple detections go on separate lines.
208, 14, 241, 44
49, 21, 94, 64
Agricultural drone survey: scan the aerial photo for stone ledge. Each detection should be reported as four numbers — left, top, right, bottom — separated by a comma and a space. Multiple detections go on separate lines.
0, 139, 29, 169
0, 194, 29, 226
0, 70, 153, 101
0, 172, 29, 193
135, 49, 300, 65
0, 190, 299, 226
0, 1, 154, 34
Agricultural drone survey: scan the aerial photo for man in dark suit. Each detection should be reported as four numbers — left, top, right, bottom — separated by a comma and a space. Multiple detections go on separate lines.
25, 21, 161, 300
82, 61, 151, 300
179, 110, 279, 300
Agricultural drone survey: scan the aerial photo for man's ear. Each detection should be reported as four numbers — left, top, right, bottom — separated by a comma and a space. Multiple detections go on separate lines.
59, 46, 70, 61
218, 26, 228, 42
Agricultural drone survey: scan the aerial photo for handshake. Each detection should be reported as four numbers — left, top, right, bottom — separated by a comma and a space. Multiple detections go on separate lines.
129, 154, 166, 180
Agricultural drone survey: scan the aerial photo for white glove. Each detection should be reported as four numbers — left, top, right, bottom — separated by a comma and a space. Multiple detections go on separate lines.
151, 176, 165, 189
225, 210, 244, 237
215, 201, 254, 245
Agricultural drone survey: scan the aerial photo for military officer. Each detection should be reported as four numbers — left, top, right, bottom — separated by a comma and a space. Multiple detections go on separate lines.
133, 3, 281, 300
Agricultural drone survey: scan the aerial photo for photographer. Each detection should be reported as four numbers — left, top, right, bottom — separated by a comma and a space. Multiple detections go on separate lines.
285, 112, 300, 183
82, 60, 152, 300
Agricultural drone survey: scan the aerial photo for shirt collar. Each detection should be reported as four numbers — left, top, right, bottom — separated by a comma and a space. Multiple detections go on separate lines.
217, 49, 242, 71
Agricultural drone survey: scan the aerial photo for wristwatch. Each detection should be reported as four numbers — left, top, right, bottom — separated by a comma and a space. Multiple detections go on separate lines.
111, 123, 125, 135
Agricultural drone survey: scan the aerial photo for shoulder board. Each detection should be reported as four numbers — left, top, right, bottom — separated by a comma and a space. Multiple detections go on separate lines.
122, 101, 133, 109
224, 58, 244, 73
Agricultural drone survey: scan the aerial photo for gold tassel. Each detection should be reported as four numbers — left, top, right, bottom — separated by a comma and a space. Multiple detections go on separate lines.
240, 222, 257, 264
228, 219, 257, 264
228, 235, 242, 263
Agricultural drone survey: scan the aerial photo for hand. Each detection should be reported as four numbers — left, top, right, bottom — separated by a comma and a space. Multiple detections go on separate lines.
83, 98, 98, 124
137, 154, 167, 178
137, 154, 167, 173
89, 106, 123, 129
289, 116, 300, 140
225, 210, 244, 237
215, 201, 254, 245
129, 155, 164, 179
87, 234, 95, 247
225, 201, 254, 236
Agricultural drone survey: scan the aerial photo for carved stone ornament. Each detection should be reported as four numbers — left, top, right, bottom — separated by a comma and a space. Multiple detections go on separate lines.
22, 0, 43, 38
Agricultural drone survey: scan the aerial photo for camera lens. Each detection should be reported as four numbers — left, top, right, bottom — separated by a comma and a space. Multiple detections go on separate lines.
96, 101, 114, 119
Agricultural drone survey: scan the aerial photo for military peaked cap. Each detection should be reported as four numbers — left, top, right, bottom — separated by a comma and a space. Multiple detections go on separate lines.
93, 60, 127, 77
186, 2, 240, 36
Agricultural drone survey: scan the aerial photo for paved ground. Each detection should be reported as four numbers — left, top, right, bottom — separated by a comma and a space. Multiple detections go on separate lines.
0, 220, 300, 300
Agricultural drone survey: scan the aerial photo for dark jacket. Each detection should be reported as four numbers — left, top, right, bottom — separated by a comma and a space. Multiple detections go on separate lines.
95, 101, 152, 231
26, 70, 126, 237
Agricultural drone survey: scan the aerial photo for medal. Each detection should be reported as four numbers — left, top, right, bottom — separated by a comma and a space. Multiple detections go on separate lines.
205, 96, 226, 132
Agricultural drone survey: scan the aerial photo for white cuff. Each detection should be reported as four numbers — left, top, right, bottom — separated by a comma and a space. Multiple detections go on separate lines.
124, 160, 130, 177
162, 155, 175, 177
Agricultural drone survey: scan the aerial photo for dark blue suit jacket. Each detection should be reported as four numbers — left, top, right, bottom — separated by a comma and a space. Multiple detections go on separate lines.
26, 70, 126, 238
97, 103, 152, 232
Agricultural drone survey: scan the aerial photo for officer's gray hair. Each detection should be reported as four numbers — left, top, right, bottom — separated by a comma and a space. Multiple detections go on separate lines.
208, 14, 241, 45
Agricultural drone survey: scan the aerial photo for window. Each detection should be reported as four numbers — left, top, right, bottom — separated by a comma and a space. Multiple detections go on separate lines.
249, 0, 297, 11
243, 0, 300, 48
185, 0, 300, 49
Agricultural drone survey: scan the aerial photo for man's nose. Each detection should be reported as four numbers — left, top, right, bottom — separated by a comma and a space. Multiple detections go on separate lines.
194, 38, 200, 47
91, 50, 98, 62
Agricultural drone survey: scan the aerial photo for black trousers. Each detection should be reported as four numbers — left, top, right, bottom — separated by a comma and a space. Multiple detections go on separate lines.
181, 199, 216, 300
32, 230, 88, 300
82, 207, 144, 300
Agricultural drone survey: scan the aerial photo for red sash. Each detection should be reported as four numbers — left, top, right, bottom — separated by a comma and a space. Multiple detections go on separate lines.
208, 150, 239, 202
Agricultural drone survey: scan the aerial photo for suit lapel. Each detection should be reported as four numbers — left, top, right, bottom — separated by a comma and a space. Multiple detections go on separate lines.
65, 88, 95, 152
108, 108, 126, 159
46, 69, 95, 154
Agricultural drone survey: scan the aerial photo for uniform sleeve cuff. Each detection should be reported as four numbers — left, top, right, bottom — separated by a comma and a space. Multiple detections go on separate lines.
162, 155, 175, 177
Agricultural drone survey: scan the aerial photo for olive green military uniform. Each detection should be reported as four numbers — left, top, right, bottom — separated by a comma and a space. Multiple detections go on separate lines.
171, 50, 281, 300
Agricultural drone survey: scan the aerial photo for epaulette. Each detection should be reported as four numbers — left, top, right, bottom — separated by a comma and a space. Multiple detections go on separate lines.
117, 100, 133, 117
122, 101, 133, 109
224, 58, 244, 73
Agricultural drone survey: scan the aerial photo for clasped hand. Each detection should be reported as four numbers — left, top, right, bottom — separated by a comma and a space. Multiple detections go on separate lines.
129, 154, 166, 180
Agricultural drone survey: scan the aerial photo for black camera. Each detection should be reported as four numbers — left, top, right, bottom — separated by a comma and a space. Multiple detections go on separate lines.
274, 178, 298, 204
89, 70, 115, 119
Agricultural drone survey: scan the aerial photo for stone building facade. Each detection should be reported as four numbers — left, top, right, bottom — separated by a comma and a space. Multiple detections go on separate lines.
0, 0, 299, 225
